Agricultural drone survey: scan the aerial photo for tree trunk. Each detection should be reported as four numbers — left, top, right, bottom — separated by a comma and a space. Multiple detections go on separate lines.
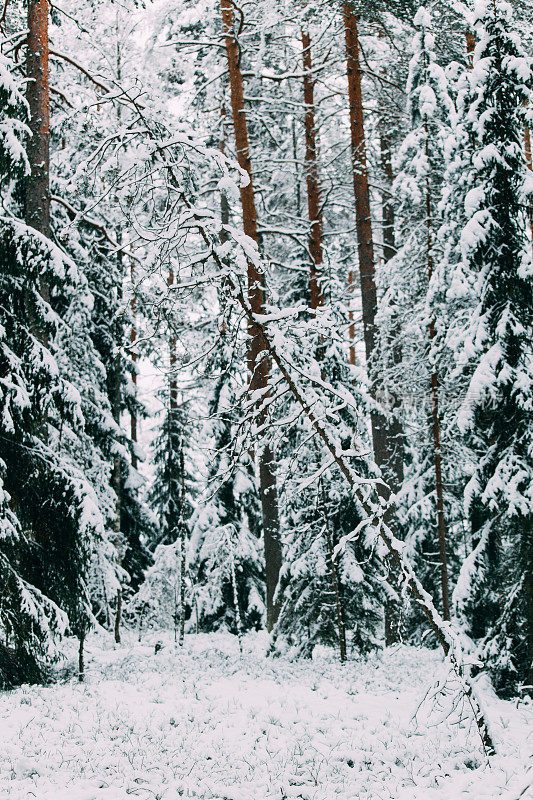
110, 323, 123, 643
301, 29, 324, 312
379, 127, 396, 265
343, 3, 404, 643
114, 587, 122, 644
220, 0, 282, 631
25, 0, 51, 352
26, 0, 50, 242
425, 165, 450, 621
465, 30, 476, 65
78, 624, 85, 682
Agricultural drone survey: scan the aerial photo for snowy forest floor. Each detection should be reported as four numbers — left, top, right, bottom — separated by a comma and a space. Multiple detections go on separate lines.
0, 632, 531, 800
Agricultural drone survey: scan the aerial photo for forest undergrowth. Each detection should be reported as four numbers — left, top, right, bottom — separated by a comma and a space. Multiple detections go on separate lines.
1, 631, 531, 800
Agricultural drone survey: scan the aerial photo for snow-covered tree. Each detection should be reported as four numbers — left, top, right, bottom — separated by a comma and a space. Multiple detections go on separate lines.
188, 333, 265, 635
377, 6, 458, 632
448, 0, 533, 696
0, 47, 98, 679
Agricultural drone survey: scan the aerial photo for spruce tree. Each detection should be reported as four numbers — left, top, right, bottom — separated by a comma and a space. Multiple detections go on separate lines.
0, 49, 102, 681
377, 6, 458, 635
449, 0, 533, 696
188, 335, 265, 634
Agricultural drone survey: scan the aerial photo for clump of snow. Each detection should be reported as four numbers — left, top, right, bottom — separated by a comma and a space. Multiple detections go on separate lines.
0, 631, 530, 799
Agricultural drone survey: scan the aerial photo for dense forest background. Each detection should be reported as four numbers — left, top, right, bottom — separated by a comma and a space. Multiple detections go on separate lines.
0, 0, 531, 725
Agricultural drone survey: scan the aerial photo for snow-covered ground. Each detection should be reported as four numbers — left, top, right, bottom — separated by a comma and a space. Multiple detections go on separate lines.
0, 631, 531, 799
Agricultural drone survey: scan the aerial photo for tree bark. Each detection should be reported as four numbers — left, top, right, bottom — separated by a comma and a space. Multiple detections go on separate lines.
465, 30, 476, 65
78, 624, 85, 682
178, 444, 186, 646
425, 151, 450, 621
220, 0, 282, 631
379, 127, 396, 265
168, 264, 186, 646
25, 0, 51, 352
343, 3, 404, 643
114, 587, 122, 644
26, 0, 50, 242
301, 28, 324, 312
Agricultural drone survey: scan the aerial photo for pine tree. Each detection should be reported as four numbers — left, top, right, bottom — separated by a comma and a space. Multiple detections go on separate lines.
449, 0, 533, 696
0, 48, 101, 681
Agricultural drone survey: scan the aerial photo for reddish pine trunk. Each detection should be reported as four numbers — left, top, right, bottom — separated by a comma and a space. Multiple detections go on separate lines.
26, 0, 50, 241
25, 0, 51, 352
220, 0, 282, 631
343, 5, 402, 478
301, 29, 324, 312
465, 30, 476, 64
343, 5, 377, 371
343, 4, 404, 643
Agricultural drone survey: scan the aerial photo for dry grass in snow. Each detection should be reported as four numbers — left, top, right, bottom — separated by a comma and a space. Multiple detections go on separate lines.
0, 631, 531, 799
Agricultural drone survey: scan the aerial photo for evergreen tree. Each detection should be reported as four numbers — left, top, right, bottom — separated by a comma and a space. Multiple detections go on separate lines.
0, 48, 102, 681
188, 334, 265, 634
448, 0, 533, 696
377, 6, 458, 635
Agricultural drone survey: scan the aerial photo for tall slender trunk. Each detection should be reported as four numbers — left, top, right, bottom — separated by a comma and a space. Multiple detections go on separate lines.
343, 4, 404, 643
424, 142, 450, 621
301, 28, 324, 312
379, 118, 403, 381
26, 0, 50, 242
526, 520, 533, 691
343, 5, 378, 376
25, 0, 51, 354
78, 623, 85, 681
114, 587, 122, 644
112, 21, 124, 645
465, 30, 476, 65
111, 263, 123, 644
220, 0, 282, 631
379, 127, 396, 265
